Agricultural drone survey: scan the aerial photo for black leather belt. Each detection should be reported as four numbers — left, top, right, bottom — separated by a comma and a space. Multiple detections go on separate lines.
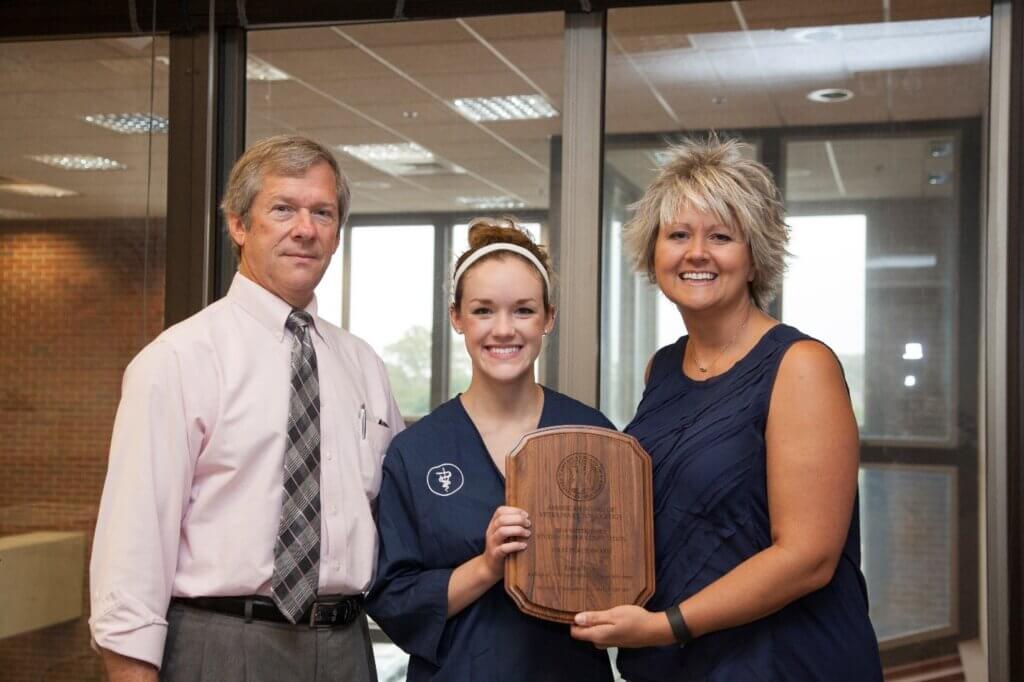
173, 595, 363, 628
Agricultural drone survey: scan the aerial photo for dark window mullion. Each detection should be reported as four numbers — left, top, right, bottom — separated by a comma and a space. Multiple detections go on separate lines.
430, 222, 452, 409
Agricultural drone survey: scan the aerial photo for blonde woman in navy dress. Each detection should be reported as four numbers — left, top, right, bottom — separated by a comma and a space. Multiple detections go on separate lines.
366, 218, 614, 681
570, 138, 882, 681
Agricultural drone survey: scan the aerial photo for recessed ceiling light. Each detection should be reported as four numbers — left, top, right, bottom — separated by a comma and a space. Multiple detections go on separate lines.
339, 142, 465, 176
806, 88, 854, 103
456, 196, 527, 210
247, 55, 290, 82
904, 375, 917, 388
927, 172, 950, 185
82, 113, 169, 135
0, 208, 38, 219
0, 182, 78, 198
451, 95, 558, 122
402, 110, 419, 119
28, 154, 126, 171
903, 343, 924, 360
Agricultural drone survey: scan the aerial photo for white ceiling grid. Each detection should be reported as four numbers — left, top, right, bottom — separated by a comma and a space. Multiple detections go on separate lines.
0, 1, 991, 220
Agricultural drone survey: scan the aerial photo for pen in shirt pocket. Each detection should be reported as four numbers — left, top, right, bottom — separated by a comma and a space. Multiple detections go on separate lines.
359, 403, 367, 439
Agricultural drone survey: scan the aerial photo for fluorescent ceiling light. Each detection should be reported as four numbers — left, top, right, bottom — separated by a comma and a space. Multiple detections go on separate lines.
342, 143, 434, 164
456, 196, 527, 210
247, 55, 290, 81
451, 95, 558, 122
351, 181, 393, 191
807, 88, 854, 103
28, 154, 126, 171
339, 143, 465, 176
0, 182, 78, 198
865, 254, 938, 269
82, 113, 169, 135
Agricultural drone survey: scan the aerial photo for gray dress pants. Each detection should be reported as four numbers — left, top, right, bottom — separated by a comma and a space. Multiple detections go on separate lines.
160, 601, 378, 682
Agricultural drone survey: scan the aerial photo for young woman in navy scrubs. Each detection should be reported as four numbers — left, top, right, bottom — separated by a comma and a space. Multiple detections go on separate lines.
366, 218, 615, 681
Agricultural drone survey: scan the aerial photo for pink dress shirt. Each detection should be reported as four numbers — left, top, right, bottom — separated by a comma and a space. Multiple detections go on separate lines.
89, 273, 404, 668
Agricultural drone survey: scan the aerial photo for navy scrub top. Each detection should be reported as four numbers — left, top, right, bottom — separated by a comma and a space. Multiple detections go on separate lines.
366, 387, 616, 682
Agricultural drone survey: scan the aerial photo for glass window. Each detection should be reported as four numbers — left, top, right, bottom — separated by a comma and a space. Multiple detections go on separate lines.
859, 465, 956, 642
248, 15, 561, 674
601, 1, 989, 672
0, 35, 168, 678
249, 12, 561, 430
349, 224, 434, 417
784, 214, 867, 420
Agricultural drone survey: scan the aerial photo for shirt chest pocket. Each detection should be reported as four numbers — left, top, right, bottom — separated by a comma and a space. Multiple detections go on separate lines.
356, 407, 390, 498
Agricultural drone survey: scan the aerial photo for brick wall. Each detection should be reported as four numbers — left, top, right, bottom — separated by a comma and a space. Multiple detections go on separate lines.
0, 218, 165, 682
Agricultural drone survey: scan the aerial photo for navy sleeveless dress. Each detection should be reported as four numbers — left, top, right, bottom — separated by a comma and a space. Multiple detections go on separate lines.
616, 324, 882, 682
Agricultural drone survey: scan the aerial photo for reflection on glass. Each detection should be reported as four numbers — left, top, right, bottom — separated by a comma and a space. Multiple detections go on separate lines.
783, 215, 866, 421
349, 225, 434, 416
247, 12, 561, 430
786, 136, 961, 445
859, 466, 955, 642
0, 35, 168, 678
449, 222, 541, 399
601, 0, 987, 673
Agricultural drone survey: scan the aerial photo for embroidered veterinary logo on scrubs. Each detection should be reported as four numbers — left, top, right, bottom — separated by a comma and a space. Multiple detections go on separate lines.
426, 463, 465, 497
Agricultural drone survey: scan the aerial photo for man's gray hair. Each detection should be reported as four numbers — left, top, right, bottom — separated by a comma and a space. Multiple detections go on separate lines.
622, 136, 790, 311
221, 135, 351, 255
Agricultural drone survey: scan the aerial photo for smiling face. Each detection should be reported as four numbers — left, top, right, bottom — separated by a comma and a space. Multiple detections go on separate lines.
654, 203, 754, 315
228, 161, 341, 309
450, 256, 554, 387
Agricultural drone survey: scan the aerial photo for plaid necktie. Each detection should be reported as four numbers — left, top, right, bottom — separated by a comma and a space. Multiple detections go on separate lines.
271, 310, 321, 623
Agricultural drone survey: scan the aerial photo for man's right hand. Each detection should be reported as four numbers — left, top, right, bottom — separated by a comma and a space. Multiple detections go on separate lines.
100, 648, 158, 682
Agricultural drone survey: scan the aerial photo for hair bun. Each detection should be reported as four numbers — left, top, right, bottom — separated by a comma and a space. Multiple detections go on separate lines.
452, 215, 554, 310
467, 216, 535, 251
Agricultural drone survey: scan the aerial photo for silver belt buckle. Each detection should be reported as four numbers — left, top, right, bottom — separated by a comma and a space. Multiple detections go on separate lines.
308, 597, 357, 628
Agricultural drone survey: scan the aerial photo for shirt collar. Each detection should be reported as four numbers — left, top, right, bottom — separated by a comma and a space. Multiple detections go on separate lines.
227, 272, 327, 345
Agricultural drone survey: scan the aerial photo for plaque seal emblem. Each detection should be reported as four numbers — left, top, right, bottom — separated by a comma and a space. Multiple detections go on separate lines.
556, 453, 606, 501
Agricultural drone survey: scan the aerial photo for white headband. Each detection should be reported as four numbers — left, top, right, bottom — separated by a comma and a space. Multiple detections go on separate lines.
452, 243, 551, 297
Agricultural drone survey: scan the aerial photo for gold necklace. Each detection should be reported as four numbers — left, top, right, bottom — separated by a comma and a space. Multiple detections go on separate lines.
691, 304, 753, 374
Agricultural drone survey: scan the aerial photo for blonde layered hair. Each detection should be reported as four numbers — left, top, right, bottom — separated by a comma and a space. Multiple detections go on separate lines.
622, 137, 789, 310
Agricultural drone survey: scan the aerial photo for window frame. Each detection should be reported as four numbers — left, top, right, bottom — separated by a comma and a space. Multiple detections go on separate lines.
342, 210, 549, 416
599, 118, 982, 666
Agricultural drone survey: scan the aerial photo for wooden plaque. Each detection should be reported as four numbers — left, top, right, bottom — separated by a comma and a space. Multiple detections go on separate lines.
504, 426, 655, 623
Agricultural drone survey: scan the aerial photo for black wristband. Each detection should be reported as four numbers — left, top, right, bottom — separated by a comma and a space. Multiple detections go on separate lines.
665, 605, 692, 646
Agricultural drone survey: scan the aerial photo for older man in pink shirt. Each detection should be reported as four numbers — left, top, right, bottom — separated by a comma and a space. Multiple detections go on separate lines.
90, 135, 403, 682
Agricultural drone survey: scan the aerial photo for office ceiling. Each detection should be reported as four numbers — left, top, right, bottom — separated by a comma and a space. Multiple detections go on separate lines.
0, 0, 990, 221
